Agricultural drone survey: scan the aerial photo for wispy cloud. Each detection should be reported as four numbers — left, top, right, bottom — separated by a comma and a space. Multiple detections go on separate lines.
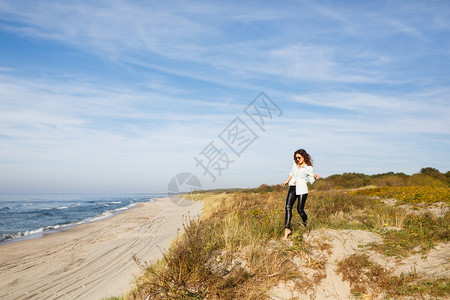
1, 0, 432, 84
292, 90, 450, 118
0, 0, 449, 192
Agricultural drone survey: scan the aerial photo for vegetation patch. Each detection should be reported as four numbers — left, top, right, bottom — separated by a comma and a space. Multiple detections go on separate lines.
367, 212, 450, 257
352, 186, 450, 205
337, 253, 450, 298
128, 191, 305, 299
109, 168, 449, 299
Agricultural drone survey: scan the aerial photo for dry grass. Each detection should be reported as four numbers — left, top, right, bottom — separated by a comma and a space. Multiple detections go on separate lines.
115, 183, 449, 300
337, 253, 450, 298
336, 253, 391, 295
127, 190, 302, 299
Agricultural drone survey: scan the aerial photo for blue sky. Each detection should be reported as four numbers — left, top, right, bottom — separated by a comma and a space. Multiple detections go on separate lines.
0, 0, 449, 194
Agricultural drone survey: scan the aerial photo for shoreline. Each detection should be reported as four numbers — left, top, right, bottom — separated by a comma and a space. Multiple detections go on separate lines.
0, 196, 203, 300
0, 194, 162, 245
0, 200, 146, 246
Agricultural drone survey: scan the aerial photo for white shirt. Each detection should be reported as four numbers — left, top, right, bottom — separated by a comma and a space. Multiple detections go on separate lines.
288, 162, 315, 195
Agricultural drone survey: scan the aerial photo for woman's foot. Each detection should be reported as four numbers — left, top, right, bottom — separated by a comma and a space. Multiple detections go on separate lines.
283, 228, 291, 240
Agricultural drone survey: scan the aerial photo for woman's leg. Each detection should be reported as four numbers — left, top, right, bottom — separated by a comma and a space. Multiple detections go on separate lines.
297, 193, 308, 226
283, 187, 297, 239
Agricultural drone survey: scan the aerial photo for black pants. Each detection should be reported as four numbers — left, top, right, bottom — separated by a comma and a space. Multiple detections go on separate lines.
284, 186, 308, 229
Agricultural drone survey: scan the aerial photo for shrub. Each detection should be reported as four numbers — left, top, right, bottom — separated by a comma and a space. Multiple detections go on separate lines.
352, 186, 450, 204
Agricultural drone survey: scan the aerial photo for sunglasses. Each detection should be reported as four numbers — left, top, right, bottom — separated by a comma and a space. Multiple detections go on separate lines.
294, 156, 302, 160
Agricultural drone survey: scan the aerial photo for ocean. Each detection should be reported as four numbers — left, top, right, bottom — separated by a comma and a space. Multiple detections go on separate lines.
0, 193, 164, 244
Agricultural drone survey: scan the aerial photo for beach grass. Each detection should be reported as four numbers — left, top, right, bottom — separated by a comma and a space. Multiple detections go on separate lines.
336, 253, 450, 297
122, 170, 449, 299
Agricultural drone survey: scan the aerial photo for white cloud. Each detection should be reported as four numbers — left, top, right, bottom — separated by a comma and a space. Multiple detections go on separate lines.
0, 1, 449, 192
291, 90, 450, 123
0, 0, 420, 84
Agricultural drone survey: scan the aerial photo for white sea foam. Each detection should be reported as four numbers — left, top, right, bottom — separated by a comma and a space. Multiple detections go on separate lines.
0, 197, 157, 244
1, 227, 46, 242
113, 203, 136, 212
25, 227, 45, 235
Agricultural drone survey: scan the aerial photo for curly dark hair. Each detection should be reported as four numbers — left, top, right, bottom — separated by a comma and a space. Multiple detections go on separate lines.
294, 149, 313, 166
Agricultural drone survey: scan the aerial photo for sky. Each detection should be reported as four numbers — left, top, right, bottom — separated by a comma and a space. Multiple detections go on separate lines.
0, 0, 449, 194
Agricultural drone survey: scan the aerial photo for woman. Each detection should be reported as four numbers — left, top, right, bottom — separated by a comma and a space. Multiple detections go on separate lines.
281, 149, 320, 240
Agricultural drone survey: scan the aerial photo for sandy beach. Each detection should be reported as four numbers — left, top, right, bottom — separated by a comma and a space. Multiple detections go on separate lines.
0, 197, 203, 300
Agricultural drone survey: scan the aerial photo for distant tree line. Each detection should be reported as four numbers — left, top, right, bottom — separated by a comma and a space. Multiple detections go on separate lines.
311, 167, 449, 191
251, 167, 449, 193
191, 168, 449, 194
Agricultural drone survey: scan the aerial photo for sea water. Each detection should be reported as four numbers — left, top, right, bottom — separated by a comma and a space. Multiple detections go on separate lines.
0, 194, 164, 244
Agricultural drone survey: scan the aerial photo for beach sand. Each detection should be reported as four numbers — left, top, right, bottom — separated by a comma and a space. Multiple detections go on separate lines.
0, 197, 203, 300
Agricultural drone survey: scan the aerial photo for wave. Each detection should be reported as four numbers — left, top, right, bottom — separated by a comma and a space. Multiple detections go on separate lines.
1, 206, 12, 210
1, 227, 45, 243
0, 202, 140, 243
112, 203, 136, 213
56, 206, 68, 210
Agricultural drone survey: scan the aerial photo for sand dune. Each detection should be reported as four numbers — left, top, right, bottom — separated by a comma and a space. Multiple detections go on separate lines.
0, 197, 203, 300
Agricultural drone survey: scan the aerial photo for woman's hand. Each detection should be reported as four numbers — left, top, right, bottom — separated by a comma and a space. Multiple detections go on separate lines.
314, 174, 320, 180
282, 180, 289, 186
